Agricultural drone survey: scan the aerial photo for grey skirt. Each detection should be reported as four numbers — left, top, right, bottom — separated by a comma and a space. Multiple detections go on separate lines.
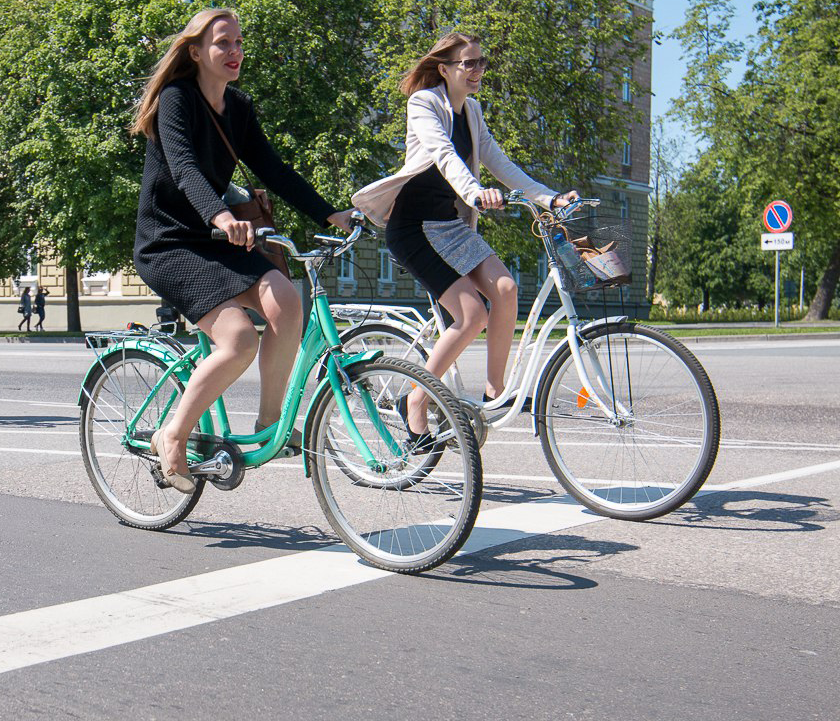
385, 218, 496, 299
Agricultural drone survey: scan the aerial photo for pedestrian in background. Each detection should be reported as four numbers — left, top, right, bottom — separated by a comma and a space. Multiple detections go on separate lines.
34, 287, 50, 332
17, 286, 32, 332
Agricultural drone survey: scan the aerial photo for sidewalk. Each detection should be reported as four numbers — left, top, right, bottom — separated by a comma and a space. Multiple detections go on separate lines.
4, 321, 840, 345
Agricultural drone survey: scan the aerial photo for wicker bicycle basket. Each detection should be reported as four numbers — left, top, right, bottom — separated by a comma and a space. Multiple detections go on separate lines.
545, 215, 633, 292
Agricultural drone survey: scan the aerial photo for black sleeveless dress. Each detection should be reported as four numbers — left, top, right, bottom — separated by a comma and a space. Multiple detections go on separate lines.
133, 79, 336, 323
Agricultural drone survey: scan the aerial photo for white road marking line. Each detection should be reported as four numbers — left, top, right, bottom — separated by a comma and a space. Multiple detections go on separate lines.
0, 456, 838, 675
0, 397, 77, 408
703, 459, 840, 491
0, 497, 599, 676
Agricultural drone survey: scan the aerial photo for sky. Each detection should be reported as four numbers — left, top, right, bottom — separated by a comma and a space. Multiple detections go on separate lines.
650, 0, 760, 162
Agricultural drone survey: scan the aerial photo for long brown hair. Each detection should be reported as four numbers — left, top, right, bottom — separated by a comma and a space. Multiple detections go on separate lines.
130, 8, 239, 140
399, 32, 481, 97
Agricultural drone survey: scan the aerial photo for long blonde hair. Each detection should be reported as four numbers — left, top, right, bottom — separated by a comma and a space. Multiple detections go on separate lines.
399, 32, 481, 97
131, 8, 239, 140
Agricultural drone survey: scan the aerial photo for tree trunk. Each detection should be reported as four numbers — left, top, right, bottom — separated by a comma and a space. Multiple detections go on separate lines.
804, 238, 840, 320
65, 265, 82, 332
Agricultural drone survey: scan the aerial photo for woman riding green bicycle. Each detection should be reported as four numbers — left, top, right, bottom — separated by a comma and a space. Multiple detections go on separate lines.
130, 8, 354, 493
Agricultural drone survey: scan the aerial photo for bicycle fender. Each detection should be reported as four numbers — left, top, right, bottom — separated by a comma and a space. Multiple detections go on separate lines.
77, 339, 187, 406
530, 315, 628, 436
301, 350, 382, 477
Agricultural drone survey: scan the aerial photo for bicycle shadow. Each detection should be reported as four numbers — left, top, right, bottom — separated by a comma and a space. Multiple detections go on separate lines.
169, 520, 337, 551
425, 533, 639, 590
479, 483, 562, 504
646, 489, 839, 533
0, 414, 78, 428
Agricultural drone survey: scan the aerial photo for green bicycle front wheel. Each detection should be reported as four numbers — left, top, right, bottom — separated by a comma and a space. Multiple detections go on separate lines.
307, 357, 482, 573
79, 349, 204, 530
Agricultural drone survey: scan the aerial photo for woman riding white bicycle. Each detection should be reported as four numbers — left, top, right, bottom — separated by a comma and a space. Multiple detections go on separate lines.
352, 32, 578, 445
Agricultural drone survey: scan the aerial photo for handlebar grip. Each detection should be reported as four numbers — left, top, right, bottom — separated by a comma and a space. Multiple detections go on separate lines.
474, 193, 508, 211
349, 210, 376, 237
211, 229, 227, 241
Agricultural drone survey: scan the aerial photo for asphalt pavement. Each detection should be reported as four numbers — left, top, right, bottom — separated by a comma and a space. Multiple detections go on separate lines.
0, 337, 839, 719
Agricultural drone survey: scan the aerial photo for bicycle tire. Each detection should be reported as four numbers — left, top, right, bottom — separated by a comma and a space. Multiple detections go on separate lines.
79, 349, 204, 530
535, 322, 719, 520
307, 357, 482, 573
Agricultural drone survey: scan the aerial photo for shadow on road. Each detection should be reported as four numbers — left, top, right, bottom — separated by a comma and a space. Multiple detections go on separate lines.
0, 414, 77, 428
426, 533, 639, 590
478, 483, 560, 504
651, 489, 839, 532
169, 520, 337, 551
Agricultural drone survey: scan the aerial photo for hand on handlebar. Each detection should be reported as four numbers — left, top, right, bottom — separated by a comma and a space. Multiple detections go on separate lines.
326, 209, 358, 233
211, 210, 255, 250
551, 190, 580, 209
475, 188, 505, 211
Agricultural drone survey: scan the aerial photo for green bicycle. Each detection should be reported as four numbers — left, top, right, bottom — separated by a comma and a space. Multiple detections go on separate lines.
78, 215, 482, 573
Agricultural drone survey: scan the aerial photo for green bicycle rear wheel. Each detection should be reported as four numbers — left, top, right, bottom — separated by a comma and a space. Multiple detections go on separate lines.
79, 349, 203, 530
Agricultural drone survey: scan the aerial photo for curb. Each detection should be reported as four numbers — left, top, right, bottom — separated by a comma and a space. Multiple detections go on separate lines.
3, 331, 840, 346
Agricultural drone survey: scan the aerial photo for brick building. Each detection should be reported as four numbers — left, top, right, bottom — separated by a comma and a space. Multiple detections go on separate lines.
1, 0, 653, 330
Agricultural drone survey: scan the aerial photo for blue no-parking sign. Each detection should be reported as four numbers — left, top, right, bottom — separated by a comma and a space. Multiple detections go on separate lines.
763, 200, 793, 233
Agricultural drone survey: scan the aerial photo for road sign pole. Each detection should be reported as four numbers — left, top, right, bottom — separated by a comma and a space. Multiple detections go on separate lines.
799, 264, 805, 309
775, 250, 780, 327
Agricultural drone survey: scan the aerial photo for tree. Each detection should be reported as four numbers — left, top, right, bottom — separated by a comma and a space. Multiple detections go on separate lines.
647, 118, 684, 301
0, 0, 189, 329
671, 0, 840, 318
656, 150, 767, 310
0, 0, 384, 329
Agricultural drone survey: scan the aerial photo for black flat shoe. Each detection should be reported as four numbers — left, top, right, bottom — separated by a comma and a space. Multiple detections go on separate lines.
396, 395, 439, 455
483, 392, 532, 413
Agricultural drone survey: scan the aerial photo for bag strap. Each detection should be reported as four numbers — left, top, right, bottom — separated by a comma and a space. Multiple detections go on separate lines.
201, 98, 266, 209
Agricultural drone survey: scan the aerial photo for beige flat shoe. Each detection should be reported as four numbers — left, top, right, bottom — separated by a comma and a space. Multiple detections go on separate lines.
150, 429, 196, 494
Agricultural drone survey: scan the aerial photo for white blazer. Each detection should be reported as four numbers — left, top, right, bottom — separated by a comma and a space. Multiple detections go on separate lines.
351, 83, 558, 229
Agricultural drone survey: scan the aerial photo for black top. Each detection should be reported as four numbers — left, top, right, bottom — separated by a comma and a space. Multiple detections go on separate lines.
135, 78, 336, 249
389, 108, 472, 225
133, 79, 337, 323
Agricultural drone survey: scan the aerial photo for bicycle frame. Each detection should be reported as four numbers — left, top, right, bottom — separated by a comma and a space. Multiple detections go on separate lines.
331, 194, 629, 430
82, 222, 402, 474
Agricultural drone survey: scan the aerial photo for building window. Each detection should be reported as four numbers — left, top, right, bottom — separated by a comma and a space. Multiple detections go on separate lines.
82, 269, 111, 295
378, 248, 393, 282
19, 251, 37, 284
622, 139, 632, 166
622, 67, 633, 103
618, 192, 629, 219
537, 252, 548, 283
338, 249, 355, 281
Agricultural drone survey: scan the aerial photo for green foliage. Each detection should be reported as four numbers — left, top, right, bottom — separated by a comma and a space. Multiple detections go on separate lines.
0, 0, 648, 282
646, 305, 840, 323
664, 0, 840, 317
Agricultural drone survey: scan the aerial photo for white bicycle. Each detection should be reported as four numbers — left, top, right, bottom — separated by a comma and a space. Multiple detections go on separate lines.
330, 193, 720, 521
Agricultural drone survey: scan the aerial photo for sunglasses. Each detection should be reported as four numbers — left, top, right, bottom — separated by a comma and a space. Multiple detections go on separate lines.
444, 56, 489, 72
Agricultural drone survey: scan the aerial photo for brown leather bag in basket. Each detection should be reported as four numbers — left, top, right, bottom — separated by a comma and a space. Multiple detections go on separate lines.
203, 104, 291, 279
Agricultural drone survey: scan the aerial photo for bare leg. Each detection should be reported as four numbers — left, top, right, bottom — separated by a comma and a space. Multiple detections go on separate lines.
159, 301, 259, 475
236, 270, 303, 427
467, 256, 518, 399
406, 278, 487, 433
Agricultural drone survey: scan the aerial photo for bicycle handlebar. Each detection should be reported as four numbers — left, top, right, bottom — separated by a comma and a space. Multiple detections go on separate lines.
210, 210, 375, 261
475, 190, 600, 220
